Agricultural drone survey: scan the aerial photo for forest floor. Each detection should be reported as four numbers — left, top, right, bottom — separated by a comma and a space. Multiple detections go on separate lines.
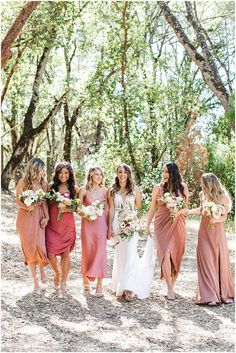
1, 191, 235, 353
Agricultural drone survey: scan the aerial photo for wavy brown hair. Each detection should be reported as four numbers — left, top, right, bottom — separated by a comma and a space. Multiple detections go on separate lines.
161, 162, 186, 198
201, 173, 231, 209
51, 162, 76, 199
24, 157, 47, 191
111, 163, 134, 196
85, 167, 104, 190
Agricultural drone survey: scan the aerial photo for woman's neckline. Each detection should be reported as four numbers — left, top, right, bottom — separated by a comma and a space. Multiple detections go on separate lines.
87, 188, 104, 199
116, 191, 130, 203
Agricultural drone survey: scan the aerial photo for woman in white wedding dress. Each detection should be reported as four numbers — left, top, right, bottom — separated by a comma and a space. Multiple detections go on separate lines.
108, 163, 156, 301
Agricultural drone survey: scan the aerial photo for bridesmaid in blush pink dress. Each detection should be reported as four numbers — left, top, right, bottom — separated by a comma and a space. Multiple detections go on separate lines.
45, 162, 79, 292
16, 157, 49, 292
79, 167, 108, 297
146, 162, 189, 300
187, 173, 234, 306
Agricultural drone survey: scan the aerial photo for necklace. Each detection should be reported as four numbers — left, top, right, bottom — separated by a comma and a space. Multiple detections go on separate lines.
90, 187, 102, 193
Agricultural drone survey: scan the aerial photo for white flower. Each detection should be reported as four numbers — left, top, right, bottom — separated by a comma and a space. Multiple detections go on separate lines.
120, 222, 126, 229
96, 209, 103, 216
24, 197, 36, 206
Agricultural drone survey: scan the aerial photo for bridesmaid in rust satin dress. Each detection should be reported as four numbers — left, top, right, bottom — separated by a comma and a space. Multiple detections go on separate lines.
146, 162, 189, 300
16, 157, 49, 292
187, 173, 234, 306
79, 167, 108, 297
45, 162, 79, 292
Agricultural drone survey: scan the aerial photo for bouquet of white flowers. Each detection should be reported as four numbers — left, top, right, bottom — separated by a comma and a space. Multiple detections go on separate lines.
203, 201, 225, 228
163, 192, 185, 221
19, 189, 46, 214
112, 210, 144, 245
81, 200, 104, 221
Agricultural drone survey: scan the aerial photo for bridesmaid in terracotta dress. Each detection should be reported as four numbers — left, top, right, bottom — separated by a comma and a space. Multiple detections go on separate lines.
16, 157, 49, 292
146, 162, 189, 300
45, 162, 79, 292
79, 167, 109, 297
187, 173, 234, 306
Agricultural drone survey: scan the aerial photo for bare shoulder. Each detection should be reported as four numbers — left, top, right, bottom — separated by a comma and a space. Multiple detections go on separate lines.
16, 178, 26, 193
182, 182, 188, 190
107, 187, 114, 198
17, 178, 25, 187
134, 185, 140, 193
153, 184, 161, 193
48, 182, 54, 191
79, 186, 86, 195
103, 186, 108, 195
199, 191, 204, 199
220, 193, 230, 206
74, 185, 80, 193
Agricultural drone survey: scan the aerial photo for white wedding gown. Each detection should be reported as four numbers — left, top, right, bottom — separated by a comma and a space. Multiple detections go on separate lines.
111, 193, 156, 299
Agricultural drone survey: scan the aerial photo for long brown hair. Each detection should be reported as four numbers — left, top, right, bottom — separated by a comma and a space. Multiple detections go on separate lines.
24, 157, 47, 191
201, 173, 231, 209
111, 163, 134, 195
51, 162, 76, 198
161, 162, 186, 198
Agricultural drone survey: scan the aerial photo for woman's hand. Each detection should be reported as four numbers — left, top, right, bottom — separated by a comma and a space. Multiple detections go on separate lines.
145, 227, 151, 236
40, 217, 49, 228
28, 205, 35, 213
34, 201, 43, 208
209, 217, 218, 224
202, 209, 209, 217
107, 228, 114, 239
178, 208, 188, 217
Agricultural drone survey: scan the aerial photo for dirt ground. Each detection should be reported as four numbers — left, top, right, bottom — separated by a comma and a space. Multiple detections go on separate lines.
1, 191, 235, 352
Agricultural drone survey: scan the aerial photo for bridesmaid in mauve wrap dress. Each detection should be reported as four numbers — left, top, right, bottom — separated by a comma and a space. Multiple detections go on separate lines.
188, 173, 234, 306
79, 167, 108, 297
16, 158, 49, 292
45, 162, 79, 292
146, 162, 189, 300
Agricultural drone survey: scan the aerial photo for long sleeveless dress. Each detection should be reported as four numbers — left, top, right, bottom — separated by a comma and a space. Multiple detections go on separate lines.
111, 193, 156, 299
45, 192, 76, 255
16, 183, 48, 266
154, 187, 186, 281
196, 199, 234, 304
81, 190, 108, 280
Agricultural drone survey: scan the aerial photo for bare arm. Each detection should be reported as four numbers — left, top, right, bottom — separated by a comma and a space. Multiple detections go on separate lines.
145, 185, 159, 235
187, 191, 203, 216
107, 189, 115, 239
134, 185, 142, 209
78, 187, 86, 217
104, 188, 109, 223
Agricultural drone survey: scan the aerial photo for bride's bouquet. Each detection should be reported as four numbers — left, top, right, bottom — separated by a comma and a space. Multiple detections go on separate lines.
19, 189, 46, 214
81, 200, 104, 221
163, 192, 185, 221
112, 210, 144, 245
45, 190, 82, 220
203, 201, 224, 228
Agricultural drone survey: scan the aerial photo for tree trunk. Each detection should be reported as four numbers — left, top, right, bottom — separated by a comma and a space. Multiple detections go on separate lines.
157, 1, 229, 111
1, 47, 25, 103
121, 1, 142, 184
63, 102, 72, 162
1, 1, 40, 68
63, 100, 84, 162
1, 94, 66, 190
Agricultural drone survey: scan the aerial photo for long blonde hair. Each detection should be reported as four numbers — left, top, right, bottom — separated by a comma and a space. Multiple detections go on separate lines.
85, 167, 104, 190
24, 157, 47, 190
201, 173, 231, 209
